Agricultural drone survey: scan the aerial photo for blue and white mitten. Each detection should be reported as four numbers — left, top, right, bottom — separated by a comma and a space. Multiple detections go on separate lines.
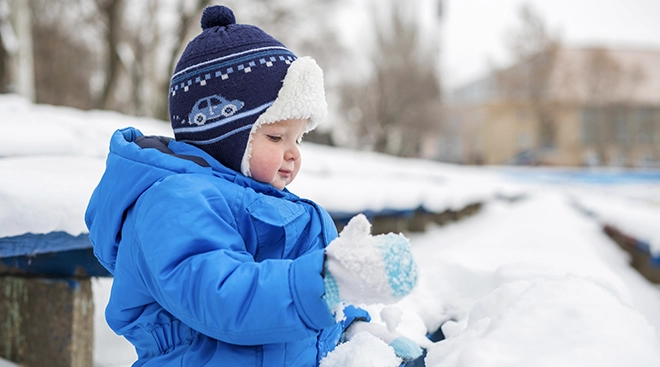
323, 214, 418, 309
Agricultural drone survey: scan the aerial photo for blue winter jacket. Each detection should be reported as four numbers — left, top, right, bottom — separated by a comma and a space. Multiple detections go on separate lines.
85, 127, 341, 366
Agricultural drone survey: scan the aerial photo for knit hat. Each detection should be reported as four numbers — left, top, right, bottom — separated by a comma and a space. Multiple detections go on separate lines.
169, 5, 327, 175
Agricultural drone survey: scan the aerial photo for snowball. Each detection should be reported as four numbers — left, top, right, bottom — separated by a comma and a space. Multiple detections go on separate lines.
320, 332, 401, 367
381, 306, 403, 332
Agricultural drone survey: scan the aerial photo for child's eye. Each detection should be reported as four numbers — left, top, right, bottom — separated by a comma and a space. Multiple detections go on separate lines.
296, 138, 302, 145
267, 135, 282, 142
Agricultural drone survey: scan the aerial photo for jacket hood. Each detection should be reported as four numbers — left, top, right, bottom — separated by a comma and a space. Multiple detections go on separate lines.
85, 127, 239, 274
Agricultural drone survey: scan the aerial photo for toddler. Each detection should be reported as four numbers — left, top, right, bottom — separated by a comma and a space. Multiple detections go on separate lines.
86, 5, 419, 366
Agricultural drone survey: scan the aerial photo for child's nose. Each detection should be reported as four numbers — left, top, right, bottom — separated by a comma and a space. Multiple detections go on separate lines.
285, 144, 300, 161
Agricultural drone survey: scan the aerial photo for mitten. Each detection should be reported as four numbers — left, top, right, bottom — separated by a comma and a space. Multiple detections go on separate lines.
323, 214, 418, 309
344, 321, 423, 362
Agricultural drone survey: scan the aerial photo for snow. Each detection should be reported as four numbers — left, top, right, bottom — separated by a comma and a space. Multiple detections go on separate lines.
441, 0, 660, 89
2, 95, 660, 366
0, 94, 171, 238
0, 357, 19, 367
290, 143, 517, 215
381, 306, 403, 333
427, 276, 660, 367
570, 187, 660, 257
320, 331, 401, 367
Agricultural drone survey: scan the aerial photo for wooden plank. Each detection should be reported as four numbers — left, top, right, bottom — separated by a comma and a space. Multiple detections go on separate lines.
0, 232, 110, 277
0, 276, 94, 367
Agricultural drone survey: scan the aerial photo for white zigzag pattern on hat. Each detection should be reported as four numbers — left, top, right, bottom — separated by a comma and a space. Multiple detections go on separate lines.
179, 124, 253, 146
171, 46, 291, 80
169, 48, 295, 97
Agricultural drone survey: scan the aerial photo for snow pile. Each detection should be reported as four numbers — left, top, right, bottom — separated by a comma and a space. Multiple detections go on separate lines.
426, 275, 660, 367
391, 192, 660, 366
400, 192, 640, 333
0, 94, 172, 158
0, 156, 104, 237
349, 303, 433, 350
0, 95, 171, 238
320, 331, 401, 367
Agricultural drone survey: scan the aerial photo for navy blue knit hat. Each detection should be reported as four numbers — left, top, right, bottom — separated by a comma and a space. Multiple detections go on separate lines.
169, 5, 327, 175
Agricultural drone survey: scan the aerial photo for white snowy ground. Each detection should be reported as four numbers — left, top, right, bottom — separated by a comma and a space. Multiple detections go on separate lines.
2, 95, 660, 366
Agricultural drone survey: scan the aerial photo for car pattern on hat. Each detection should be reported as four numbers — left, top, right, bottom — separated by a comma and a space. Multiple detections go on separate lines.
187, 94, 244, 126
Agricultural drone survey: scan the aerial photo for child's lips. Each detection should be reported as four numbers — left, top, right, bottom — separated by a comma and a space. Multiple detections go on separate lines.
279, 169, 292, 178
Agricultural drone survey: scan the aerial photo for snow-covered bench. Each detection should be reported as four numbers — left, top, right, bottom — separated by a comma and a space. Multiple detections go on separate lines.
0, 232, 110, 366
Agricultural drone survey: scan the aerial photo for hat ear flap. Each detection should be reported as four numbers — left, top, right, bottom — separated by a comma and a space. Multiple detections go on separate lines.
240, 56, 327, 177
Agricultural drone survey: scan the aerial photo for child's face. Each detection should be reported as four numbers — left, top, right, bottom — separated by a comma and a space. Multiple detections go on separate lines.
249, 118, 307, 190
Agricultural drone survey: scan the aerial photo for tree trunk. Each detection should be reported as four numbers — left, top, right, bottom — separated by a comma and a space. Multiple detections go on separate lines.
97, 0, 123, 110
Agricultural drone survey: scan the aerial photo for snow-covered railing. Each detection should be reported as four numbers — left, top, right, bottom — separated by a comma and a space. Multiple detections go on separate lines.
290, 143, 522, 233
498, 166, 660, 285
327, 202, 483, 234
602, 224, 660, 283
566, 184, 660, 282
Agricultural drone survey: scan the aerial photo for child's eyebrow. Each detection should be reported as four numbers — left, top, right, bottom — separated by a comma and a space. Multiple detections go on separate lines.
261, 124, 287, 132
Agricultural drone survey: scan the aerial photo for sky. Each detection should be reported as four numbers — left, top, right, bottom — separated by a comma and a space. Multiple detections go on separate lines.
334, 0, 660, 91
2, 95, 660, 366
440, 0, 660, 88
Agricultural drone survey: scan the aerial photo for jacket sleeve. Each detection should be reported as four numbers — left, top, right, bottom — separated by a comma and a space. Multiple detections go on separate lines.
130, 175, 336, 346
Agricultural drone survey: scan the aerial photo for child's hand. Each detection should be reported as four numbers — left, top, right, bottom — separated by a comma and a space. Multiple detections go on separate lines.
323, 214, 418, 309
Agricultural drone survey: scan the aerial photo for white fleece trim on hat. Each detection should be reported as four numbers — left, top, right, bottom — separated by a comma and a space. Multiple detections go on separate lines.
241, 56, 328, 177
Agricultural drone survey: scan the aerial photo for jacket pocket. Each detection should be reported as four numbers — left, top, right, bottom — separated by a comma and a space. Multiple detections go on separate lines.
247, 195, 309, 261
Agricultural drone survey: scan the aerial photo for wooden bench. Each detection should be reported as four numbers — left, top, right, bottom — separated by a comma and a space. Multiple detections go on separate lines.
0, 232, 110, 367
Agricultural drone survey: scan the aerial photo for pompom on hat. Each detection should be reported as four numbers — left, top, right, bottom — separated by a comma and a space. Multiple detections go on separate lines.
168, 5, 327, 175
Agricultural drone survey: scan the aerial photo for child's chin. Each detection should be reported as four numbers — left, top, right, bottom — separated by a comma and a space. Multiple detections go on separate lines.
272, 181, 286, 190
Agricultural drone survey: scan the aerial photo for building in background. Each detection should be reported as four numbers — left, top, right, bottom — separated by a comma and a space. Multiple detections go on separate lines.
439, 46, 660, 167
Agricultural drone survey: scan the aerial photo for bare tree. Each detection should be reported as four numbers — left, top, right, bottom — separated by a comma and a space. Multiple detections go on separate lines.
339, 0, 442, 157
121, 0, 156, 116
0, 0, 15, 93
495, 3, 560, 158
146, 0, 210, 120
0, 0, 35, 99
95, 0, 124, 110
28, 0, 209, 117
18, 0, 343, 127
581, 47, 644, 165
30, 0, 99, 109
